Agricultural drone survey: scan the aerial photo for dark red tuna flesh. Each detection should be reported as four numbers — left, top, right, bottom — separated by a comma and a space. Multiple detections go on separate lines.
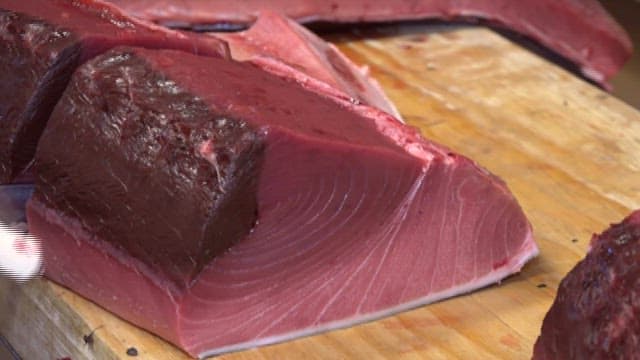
0, 0, 228, 184
107, 0, 633, 87
30, 46, 537, 357
33, 49, 264, 289
533, 210, 640, 360
215, 11, 401, 119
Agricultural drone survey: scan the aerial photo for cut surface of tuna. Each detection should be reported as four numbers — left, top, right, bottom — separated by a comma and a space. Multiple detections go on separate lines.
30, 46, 538, 357
106, 0, 633, 87
0, 0, 228, 184
533, 210, 640, 360
215, 11, 402, 120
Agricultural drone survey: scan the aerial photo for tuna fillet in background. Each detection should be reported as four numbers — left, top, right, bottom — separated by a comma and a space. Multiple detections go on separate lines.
106, 0, 633, 87
215, 11, 402, 120
30, 46, 538, 357
533, 210, 640, 360
0, 0, 228, 184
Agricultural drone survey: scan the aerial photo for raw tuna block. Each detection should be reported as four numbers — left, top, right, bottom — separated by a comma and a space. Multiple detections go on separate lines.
30, 46, 538, 357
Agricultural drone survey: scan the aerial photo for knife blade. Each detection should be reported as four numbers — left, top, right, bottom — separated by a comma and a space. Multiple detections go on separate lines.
0, 184, 42, 283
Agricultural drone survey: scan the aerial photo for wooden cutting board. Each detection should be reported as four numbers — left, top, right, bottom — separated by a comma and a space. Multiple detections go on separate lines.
2, 24, 639, 360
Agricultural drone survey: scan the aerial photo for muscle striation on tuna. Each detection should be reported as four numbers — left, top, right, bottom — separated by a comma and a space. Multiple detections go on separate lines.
29, 46, 538, 358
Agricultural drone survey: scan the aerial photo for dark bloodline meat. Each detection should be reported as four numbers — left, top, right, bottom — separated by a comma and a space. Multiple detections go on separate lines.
0, 0, 228, 184
533, 210, 640, 360
29, 46, 537, 357
105, 0, 633, 87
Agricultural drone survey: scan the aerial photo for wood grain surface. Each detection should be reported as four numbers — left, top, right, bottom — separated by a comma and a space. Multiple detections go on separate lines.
2, 24, 639, 359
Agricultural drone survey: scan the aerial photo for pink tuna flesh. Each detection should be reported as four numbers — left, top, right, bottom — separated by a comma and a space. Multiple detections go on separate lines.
215, 10, 402, 120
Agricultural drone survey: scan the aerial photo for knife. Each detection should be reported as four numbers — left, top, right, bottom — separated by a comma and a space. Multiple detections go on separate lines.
0, 184, 42, 283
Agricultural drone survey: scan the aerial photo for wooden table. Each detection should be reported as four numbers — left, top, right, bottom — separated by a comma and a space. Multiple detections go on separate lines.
2, 24, 639, 359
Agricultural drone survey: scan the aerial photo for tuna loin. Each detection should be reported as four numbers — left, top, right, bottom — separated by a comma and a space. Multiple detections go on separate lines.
533, 210, 640, 360
30, 46, 537, 357
214, 11, 402, 120
106, 0, 633, 87
0, 0, 228, 184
